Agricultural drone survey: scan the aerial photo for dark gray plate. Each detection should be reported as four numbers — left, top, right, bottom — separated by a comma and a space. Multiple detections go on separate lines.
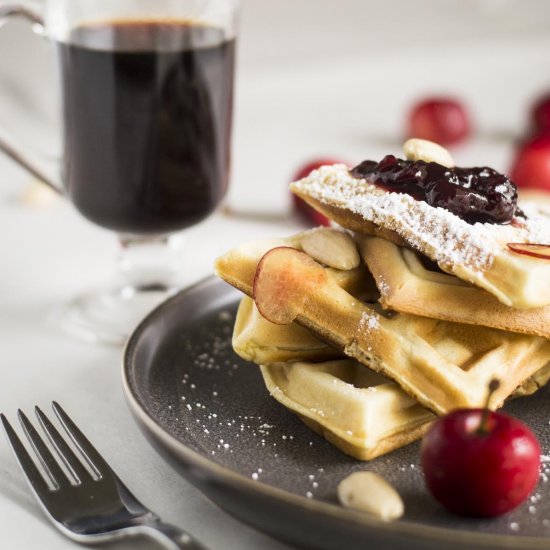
122, 276, 550, 550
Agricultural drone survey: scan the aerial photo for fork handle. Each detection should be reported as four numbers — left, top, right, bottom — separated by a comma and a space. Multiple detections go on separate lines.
139, 521, 210, 550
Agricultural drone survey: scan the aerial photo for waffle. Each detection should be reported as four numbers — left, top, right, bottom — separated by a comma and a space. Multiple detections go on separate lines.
216, 230, 379, 301
233, 296, 339, 364
232, 295, 434, 459
261, 360, 550, 460
261, 359, 434, 460
215, 230, 550, 415
356, 235, 550, 338
290, 164, 550, 309
234, 297, 550, 459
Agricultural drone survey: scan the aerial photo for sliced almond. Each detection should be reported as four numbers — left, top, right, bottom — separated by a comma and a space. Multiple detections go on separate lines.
301, 228, 360, 270
403, 138, 454, 168
337, 471, 404, 521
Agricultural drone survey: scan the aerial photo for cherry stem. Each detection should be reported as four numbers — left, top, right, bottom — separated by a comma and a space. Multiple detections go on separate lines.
477, 379, 501, 435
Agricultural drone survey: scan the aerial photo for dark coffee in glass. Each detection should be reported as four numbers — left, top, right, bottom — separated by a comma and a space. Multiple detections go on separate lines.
59, 21, 235, 234
0, 1, 238, 344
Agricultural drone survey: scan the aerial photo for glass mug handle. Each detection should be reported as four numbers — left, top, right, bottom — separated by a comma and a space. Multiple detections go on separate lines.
0, 3, 63, 195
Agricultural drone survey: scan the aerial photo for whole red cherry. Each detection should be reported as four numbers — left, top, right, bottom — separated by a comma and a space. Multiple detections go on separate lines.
407, 97, 471, 146
532, 93, 550, 133
421, 388, 540, 517
510, 134, 550, 191
291, 158, 345, 226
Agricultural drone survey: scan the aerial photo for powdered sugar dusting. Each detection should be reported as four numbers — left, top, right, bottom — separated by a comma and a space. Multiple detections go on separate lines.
291, 165, 550, 271
358, 310, 380, 333
521, 202, 550, 243
376, 276, 390, 297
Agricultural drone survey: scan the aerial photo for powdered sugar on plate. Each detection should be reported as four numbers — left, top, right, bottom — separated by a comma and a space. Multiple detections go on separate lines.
291, 165, 550, 272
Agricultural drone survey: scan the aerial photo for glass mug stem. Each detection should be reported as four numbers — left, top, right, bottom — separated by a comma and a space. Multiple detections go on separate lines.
58, 233, 183, 344
116, 234, 181, 294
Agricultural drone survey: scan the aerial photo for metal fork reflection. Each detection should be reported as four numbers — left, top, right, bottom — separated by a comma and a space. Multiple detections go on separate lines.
2, 402, 208, 549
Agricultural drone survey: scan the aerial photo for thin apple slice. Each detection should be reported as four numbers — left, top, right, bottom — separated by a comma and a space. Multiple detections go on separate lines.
507, 242, 550, 260
253, 246, 328, 325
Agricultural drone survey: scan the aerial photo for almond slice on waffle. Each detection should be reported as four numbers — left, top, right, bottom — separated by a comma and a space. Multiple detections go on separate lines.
216, 228, 379, 300
356, 235, 550, 338
290, 165, 550, 308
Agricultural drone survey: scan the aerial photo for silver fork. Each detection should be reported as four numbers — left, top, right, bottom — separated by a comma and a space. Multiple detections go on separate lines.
1, 402, 208, 549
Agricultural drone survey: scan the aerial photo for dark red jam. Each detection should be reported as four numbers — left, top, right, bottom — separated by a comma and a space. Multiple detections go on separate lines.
350, 155, 520, 225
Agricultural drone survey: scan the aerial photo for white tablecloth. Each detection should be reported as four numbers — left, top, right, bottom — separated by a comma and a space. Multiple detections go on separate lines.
2, 1, 550, 548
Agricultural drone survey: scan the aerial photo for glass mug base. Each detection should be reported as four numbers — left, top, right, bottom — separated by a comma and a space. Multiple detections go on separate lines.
54, 233, 183, 345
56, 284, 175, 345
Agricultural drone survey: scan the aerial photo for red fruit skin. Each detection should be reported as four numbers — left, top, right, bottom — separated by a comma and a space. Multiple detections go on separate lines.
421, 409, 540, 518
292, 194, 330, 226
507, 242, 550, 260
291, 159, 345, 226
532, 94, 550, 133
510, 135, 550, 191
407, 98, 471, 146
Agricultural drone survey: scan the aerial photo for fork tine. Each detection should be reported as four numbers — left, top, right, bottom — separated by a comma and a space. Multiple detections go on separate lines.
52, 402, 102, 478
35, 406, 92, 484
1, 413, 50, 496
18, 410, 69, 489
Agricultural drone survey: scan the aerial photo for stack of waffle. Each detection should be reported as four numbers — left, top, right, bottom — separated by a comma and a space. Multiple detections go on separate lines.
215, 142, 550, 460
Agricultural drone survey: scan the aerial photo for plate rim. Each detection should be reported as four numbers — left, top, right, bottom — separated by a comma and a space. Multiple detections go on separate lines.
122, 275, 550, 549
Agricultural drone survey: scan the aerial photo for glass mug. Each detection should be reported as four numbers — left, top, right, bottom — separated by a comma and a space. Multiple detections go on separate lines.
0, 0, 238, 344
